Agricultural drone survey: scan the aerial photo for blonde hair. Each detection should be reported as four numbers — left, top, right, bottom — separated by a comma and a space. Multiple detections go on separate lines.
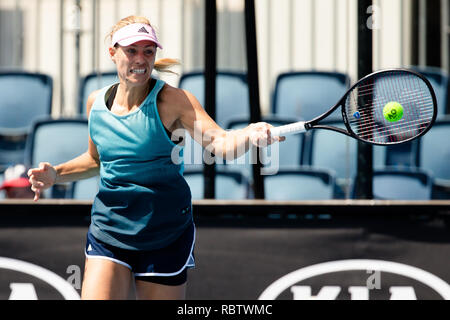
107, 15, 180, 75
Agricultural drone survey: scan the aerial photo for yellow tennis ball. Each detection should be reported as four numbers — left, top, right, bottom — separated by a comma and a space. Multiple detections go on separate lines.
383, 101, 404, 122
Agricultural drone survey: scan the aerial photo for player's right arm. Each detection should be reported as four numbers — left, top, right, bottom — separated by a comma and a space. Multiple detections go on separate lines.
28, 90, 101, 201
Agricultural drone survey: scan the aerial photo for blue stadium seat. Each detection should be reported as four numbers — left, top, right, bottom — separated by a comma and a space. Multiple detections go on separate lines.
410, 66, 448, 118
307, 121, 357, 198
78, 71, 118, 116
264, 167, 335, 200
178, 71, 250, 128
372, 168, 433, 200
271, 71, 350, 121
183, 170, 249, 200
419, 117, 450, 191
0, 71, 53, 168
373, 141, 420, 169
72, 177, 100, 200
24, 118, 98, 199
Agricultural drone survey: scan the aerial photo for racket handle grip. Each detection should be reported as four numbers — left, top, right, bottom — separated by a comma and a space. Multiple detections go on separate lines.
270, 121, 306, 136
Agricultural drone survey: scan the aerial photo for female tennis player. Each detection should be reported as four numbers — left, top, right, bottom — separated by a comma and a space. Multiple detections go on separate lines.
27, 15, 282, 300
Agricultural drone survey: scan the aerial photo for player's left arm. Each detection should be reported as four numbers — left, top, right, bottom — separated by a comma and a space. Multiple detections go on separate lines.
165, 86, 283, 159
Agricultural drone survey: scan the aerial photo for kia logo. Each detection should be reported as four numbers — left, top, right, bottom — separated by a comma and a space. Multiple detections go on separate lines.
259, 259, 450, 300
0, 257, 80, 300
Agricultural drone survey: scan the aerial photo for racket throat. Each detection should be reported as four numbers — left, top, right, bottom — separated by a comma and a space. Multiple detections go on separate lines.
304, 123, 313, 131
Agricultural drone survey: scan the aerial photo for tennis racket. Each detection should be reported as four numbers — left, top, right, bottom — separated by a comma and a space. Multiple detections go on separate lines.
270, 69, 437, 145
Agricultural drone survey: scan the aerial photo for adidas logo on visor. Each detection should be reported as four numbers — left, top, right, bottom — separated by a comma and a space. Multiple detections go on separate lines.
138, 26, 149, 34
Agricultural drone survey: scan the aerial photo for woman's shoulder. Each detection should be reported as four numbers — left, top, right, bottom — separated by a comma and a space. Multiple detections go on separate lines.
158, 82, 192, 105
86, 89, 103, 115
158, 82, 199, 107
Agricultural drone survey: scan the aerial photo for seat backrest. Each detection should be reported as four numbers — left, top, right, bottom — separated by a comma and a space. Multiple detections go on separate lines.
373, 168, 433, 200
78, 71, 118, 116
419, 118, 450, 183
264, 168, 335, 200
25, 118, 89, 167
25, 118, 91, 199
373, 141, 420, 169
72, 176, 100, 200
178, 71, 250, 128
272, 71, 350, 121
0, 71, 53, 135
410, 66, 448, 118
183, 170, 248, 200
308, 121, 357, 180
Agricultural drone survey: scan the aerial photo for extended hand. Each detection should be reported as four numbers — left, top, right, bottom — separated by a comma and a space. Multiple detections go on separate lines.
27, 162, 57, 201
248, 122, 285, 147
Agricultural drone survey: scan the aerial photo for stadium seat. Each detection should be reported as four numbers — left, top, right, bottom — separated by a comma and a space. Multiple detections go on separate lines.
183, 170, 249, 200
264, 167, 335, 200
24, 118, 98, 199
271, 71, 350, 121
72, 177, 99, 200
373, 141, 420, 169
410, 66, 449, 118
78, 71, 118, 116
307, 121, 357, 198
419, 118, 450, 197
0, 71, 53, 168
178, 71, 250, 128
372, 168, 433, 200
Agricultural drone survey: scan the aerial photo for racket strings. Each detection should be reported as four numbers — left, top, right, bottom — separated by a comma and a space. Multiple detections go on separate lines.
348, 117, 434, 141
345, 71, 435, 144
351, 118, 431, 140
350, 96, 434, 115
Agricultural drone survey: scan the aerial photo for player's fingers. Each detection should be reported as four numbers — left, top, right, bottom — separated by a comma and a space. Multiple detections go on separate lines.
33, 189, 40, 202
28, 174, 44, 187
27, 168, 42, 177
30, 185, 40, 200
39, 162, 51, 171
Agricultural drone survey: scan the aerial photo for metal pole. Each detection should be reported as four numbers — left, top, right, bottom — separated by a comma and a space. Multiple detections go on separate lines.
92, 0, 98, 72
311, 0, 316, 69
355, 0, 373, 199
442, 0, 449, 71
13, 0, 20, 67
245, 0, 264, 199
400, 0, 404, 67
204, 0, 217, 199
59, 0, 65, 116
289, 0, 294, 69
267, 0, 272, 87
36, 0, 41, 70
180, 0, 185, 73
332, 0, 337, 70
418, 0, 427, 66
75, 0, 81, 116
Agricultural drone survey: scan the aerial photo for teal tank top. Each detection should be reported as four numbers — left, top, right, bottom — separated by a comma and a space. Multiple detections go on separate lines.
88, 79, 193, 250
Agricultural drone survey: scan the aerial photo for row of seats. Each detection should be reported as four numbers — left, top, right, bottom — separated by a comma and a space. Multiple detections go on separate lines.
181, 118, 449, 200
183, 167, 434, 201
1, 67, 449, 200
177, 69, 450, 200
2, 116, 442, 201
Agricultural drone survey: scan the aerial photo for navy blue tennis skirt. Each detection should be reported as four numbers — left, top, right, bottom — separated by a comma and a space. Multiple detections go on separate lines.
85, 222, 195, 286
